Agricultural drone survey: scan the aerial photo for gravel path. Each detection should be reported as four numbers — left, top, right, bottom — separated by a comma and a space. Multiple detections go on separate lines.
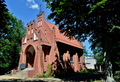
0, 72, 104, 82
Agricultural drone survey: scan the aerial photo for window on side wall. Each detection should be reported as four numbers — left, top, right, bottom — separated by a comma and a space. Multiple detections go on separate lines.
70, 55, 73, 62
78, 57, 80, 63
44, 52, 46, 62
59, 50, 63, 62
70, 51, 73, 62
60, 54, 63, 62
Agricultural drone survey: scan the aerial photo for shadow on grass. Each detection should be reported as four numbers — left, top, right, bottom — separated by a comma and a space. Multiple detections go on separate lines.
54, 72, 105, 82
0, 72, 104, 82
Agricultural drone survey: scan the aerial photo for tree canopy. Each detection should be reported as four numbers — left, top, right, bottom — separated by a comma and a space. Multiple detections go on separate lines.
43, 0, 120, 81
0, 0, 26, 74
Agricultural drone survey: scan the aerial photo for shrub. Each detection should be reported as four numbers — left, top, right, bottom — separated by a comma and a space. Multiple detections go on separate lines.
9, 73, 11, 76
58, 69, 67, 76
36, 73, 44, 78
80, 70, 88, 74
87, 68, 98, 74
45, 63, 54, 77
36, 63, 54, 78
114, 71, 120, 82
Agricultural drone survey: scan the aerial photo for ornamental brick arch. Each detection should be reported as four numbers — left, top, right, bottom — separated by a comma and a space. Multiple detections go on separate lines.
25, 45, 35, 68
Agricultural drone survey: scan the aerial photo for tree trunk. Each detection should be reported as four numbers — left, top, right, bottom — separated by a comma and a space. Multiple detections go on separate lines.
103, 33, 114, 82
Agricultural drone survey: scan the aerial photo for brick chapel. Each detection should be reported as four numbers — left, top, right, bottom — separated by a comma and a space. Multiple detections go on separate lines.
13, 10, 85, 77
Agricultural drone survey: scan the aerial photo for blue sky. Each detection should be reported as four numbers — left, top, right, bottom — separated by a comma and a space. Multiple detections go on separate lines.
5, 0, 93, 55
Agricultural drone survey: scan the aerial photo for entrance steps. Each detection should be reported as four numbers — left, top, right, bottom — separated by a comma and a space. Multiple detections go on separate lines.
12, 68, 33, 78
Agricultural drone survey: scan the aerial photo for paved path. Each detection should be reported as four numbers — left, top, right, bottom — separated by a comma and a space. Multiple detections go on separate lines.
0, 72, 104, 82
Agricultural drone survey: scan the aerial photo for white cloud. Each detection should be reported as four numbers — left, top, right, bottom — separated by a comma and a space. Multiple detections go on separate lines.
26, 0, 39, 9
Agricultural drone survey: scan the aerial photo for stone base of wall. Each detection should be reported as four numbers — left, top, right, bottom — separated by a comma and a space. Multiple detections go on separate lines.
11, 70, 17, 75
26, 70, 35, 78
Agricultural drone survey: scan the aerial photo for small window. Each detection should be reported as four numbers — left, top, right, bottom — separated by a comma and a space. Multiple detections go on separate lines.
34, 32, 38, 40
31, 29, 33, 33
70, 51, 73, 62
45, 30, 46, 34
38, 22, 40, 26
59, 48, 64, 62
38, 20, 42, 27
70, 56, 73, 62
78, 57, 80, 63
41, 21, 42, 26
70, 52, 73, 62
28, 30, 30, 35
44, 52, 46, 62
60, 54, 63, 61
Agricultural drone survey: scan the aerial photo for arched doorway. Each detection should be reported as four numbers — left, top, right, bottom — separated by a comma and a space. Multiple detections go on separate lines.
26, 45, 35, 68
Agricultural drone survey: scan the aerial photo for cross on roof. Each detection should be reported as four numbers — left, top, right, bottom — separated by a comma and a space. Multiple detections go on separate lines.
38, 4, 42, 16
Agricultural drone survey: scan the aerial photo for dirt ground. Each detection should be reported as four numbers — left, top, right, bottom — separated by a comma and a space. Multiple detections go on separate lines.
0, 72, 104, 82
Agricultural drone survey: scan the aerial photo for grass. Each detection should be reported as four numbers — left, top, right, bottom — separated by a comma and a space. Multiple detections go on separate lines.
87, 77, 103, 82
8, 73, 11, 76
55, 68, 99, 77
31, 76, 55, 78
31, 68, 104, 82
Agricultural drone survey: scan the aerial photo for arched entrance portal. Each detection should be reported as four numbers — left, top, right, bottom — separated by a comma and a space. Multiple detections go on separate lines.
26, 45, 35, 68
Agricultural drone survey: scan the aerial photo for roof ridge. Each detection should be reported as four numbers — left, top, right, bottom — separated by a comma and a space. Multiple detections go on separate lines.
56, 37, 83, 49
44, 20, 83, 49
76, 39, 83, 49
45, 20, 56, 26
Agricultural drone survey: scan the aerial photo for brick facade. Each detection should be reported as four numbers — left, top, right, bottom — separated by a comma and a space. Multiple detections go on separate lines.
17, 11, 85, 77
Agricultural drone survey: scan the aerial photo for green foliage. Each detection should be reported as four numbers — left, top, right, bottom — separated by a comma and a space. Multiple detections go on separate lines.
79, 69, 98, 75
0, 0, 10, 33
114, 71, 120, 82
94, 55, 103, 64
57, 68, 98, 77
0, 0, 26, 74
45, 63, 54, 77
110, 25, 120, 32
83, 46, 88, 57
36, 73, 45, 78
87, 69, 98, 74
43, 0, 120, 79
9, 73, 11, 76
88, 0, 108, 14
36, 63, 54, 78
79, 70, 88, 74
58, 69, 67, 76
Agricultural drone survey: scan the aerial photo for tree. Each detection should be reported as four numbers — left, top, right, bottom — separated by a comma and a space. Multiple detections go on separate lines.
43, 0, 120, 81
89, 39, 103, 64
83, 46, 88, 57
0, 1, 26, 74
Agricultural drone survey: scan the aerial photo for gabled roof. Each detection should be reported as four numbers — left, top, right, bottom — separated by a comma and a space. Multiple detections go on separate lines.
45, 20, 84, 49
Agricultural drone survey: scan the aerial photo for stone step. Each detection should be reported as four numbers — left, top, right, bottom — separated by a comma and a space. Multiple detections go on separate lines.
12, 68, 33, 77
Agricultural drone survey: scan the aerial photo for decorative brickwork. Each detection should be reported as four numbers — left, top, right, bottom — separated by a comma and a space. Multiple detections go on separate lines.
17, 11, 85, 77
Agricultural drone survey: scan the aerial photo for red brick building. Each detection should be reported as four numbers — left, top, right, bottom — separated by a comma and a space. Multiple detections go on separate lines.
16, 11, 85, 77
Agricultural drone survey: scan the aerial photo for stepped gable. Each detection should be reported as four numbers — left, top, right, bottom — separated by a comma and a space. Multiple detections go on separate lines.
45, 20, 84, 49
